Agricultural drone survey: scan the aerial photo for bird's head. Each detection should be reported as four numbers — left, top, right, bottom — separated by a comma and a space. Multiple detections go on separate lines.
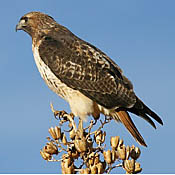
16, 11, 56, 37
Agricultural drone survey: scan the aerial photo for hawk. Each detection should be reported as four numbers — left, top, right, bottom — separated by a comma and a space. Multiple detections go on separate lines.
16, 12, 163, 147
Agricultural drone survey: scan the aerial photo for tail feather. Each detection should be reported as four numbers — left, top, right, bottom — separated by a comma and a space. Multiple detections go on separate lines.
139, 112, 156, 129
112, 97, 163, 147
127, 106, 157, 129
115, 109, 147, 147
128, 97, 163, 127
140, 100, 163, 125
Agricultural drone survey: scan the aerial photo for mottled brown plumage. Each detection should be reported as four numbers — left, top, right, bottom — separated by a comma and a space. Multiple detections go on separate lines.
16, 12, 163, 147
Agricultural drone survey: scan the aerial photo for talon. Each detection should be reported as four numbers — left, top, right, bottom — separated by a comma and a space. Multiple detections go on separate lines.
59, 110, 67, 119
64, 126, 73, 132
93, 119, 97, 125
54, 111, 60, 119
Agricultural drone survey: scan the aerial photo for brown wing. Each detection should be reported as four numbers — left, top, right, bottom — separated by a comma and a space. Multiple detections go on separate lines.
38, 28, 136, 109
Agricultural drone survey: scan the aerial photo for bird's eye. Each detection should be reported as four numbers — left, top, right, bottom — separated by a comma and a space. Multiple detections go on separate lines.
48, 15, 54, 20
20, 16, 28, 23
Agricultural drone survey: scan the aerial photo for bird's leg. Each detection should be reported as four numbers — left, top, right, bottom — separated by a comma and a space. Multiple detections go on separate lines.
84, 120, 94, 139
63, 126, 73, 132
92, 118, 98, 126
88, 116, 112, 137
84, 120, 94, 130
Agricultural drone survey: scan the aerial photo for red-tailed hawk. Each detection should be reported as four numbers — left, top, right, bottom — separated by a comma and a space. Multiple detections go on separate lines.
16, 12, 163, 147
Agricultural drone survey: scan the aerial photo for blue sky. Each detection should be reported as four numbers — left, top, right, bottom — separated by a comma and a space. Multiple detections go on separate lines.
0, 0, 175, 173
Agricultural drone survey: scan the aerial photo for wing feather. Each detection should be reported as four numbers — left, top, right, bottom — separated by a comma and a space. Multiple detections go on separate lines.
38, 28, 136, 109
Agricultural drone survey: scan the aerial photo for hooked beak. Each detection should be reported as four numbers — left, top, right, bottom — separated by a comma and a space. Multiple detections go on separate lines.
16, 20, 26, 32
16, 22, 22, 32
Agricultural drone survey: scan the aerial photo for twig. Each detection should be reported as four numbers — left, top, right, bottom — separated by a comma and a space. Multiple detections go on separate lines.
89, 116, 112, 136
106, 163, 123, 174
85, 120, 95, 139
47, 158, 63, 162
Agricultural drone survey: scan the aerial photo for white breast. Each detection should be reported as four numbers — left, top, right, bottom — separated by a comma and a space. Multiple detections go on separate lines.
32, 44, 98, 120
32, 44, 70, 99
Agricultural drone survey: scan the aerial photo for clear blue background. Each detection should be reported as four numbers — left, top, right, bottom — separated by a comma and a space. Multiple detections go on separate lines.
0, 0, 174, 173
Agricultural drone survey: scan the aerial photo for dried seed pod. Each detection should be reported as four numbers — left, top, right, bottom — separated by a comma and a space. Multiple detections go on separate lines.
87, 137, 93, 150
61, 154, 73, 170
54, 126, 61, 139
134, 162, 142, 173
103, 150, 112, 164
118, 139, 124, 147
62, 153, 68, 160
101, 131, 106, 144
110, 136, 120, 149
117, 144, 126, 160
64, 156, 72, 168
88, 152, 95, 166
74, 135, 87, 153
94, 152, 100, 165
43, 142, 58, 155
67, 150, 72, 158
40, 149, 52, 160
66, 165, 74, 174
62, 133, 67, 145
94, 130, 106, 145
48, 126, 61, 140
130, 146, 141, 160
126, 145, 130, 160
123, 159, 135, 174
68, 146, 79, 160
61, 154, 74, 174
48, 127, 57, 140
102, 161, 106, 170
96, 162, 105, 174
72, 151, 79, 159
115, 150, 119, 160
90, 165, 98, 174
94, 130, 102, 145
61, 159, 66, 174
111, 149, 117, 163
80, 168, 90, 174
